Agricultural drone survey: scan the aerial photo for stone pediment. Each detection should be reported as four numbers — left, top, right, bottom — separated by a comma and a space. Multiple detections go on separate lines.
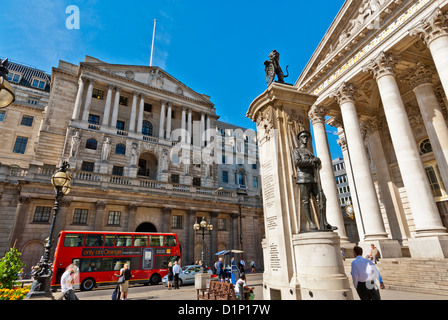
81, 57, 213, 106
296, 0, 411, 91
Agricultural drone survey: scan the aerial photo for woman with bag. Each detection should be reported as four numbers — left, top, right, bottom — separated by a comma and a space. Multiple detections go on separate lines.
115, 263, 133, 300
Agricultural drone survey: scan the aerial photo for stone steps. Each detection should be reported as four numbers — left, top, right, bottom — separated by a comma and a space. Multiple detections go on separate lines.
343, 258, 448, 296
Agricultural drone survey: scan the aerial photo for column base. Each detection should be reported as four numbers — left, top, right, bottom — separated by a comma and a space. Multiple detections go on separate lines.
408, 236, 448, 259
293, 232, 353, 300
262, 277, 302, 300
359, 239, 402, 259
195, 272, 209, 291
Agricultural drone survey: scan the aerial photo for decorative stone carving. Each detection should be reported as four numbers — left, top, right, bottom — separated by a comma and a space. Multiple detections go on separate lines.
330, 82, 357, 105
363, 51, 401, 80
410, 9, 448, 45
256, 106, 274, 142
400, 62, 434, 88
308, 104, 328, 125
101, 137, 111, 162
70, 131, 81, 158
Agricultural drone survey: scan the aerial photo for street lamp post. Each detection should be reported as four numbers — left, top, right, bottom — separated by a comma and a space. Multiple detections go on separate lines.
193, 217, 213, 274
0, 59, 15, 109
27, 161, 72, 299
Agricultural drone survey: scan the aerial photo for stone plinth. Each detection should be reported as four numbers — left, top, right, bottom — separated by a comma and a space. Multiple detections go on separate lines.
293, 232, 353, 300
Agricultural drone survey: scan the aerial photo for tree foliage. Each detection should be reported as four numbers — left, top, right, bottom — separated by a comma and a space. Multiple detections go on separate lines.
0, 248, 25, 289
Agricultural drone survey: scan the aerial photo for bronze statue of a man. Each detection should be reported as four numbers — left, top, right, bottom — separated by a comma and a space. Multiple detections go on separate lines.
294, 130, 336, 231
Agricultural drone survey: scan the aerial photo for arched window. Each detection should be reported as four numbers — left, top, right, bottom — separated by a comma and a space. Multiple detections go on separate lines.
142, 121, 153, 137
115, 144, 126, 155
86, 138, 98, 150
419, 138, 433, 155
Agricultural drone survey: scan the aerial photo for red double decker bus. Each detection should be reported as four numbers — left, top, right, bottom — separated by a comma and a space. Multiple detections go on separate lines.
50, 231, 181, 291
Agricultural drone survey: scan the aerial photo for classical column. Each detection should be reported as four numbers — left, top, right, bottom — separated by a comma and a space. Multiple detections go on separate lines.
362, 117, 410, 244
330, 82, 389, 241
363, 51, 447, 242
166, 102, 172, 140
181, 107, 186, 143
403, 63, 448, 188
161, 207, 172, 233
101, 85, 114, 127
200, 112, 205, 147
411, 9, 448, 96
110, 87, 121, 128
308, 104, 349, 243
81, 78, 95, 122
209, 212, 219, 268
206, 114, 211, 146
72, 77, 85, 120
185, 210, 196, 265
94, 201, 107, 230
137, 94, 145, 134
129, 91, 139, 132
187, 109, 193, 145
8, 196, 31, 249
159, 100, 166, 139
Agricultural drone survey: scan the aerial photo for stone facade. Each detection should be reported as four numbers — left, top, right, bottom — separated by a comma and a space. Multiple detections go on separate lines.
0, 57, 264, 272
297, 0, 448, 258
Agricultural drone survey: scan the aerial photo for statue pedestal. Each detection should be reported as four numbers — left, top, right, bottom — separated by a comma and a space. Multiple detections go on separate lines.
247, 82, 353, 300
293, 232, 353, 300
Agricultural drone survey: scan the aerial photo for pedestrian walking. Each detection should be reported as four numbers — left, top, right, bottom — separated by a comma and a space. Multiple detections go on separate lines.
167, 261, 173, 290
238, 258, 245, 274
115, 263, 133, 300
250, 260, 256, 273
351, 246, 385, 300
173, 260, 182, 289
61, 264, 79, 300
216, 257, 224, 281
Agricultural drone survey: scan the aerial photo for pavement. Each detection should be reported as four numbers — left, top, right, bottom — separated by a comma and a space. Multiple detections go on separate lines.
74, 272, 448, 301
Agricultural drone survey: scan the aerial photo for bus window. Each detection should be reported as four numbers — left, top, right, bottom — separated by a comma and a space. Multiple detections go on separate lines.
85, 234, 104, 247
149, 235, 163, 246
133, 235, 148, 247
104, 235, 115, 247
80, 259, 101, 272
64, 234, 84, 247
143, 248, 153, 269
116, 235, 132, 247
164, 235, 177, 247
102, 258, 131, 271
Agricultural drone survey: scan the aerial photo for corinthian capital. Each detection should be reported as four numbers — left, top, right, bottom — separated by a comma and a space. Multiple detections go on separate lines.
410, 9, 448, 45
330, 82, 357, 105
400, 62, 434, 88
308, 104, 328, 125
363, 51, 401, 80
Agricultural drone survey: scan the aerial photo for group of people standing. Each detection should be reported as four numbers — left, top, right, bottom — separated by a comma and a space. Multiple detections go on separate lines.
166, 260, 182, 290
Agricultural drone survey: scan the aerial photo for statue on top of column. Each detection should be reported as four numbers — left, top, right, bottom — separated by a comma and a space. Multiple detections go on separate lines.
264, 50, 289, 86
294, 130, 337, 232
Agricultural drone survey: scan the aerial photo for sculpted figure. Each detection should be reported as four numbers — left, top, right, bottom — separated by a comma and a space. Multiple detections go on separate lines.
70, 131, 81, 158
264, 50, 289, 86
294, 130, 337, 231
101, 137, 111, 162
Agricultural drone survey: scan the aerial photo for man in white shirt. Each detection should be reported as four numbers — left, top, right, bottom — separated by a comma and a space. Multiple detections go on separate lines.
351, 246, 385, 300
172, 260, 182, 289
61, 264, 79, 300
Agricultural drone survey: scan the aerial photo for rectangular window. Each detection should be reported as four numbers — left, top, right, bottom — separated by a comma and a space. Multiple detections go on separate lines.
73, 208, 89, 224
13, 136, 28, 154
0, 110, 5, 122
81, 161, 95, 172
107, 211, 121, 225
112, 166, 124, 176
116, 235, 132, 247
104, 235, 115, 246
88, 114, 100, 125
218, 218, 227, 230
116, 120, 125, 131
253, 176, 259, 188
144, 103, 152, 113
64, 234, 85, 247
193, 177, 201, 187
7, 72, 21, 83
32, 79, 46, 89
172, 215, 183, 229
149, 235, 163, 246
85, 234, 104, 247
134, 235, 148, 247
33, 206, 52, 222
164, 235, 177, 247
222, 171, 228, 183
119, 96, 128, 106
20, 115, 34, 127
170, 174, 180, 184
92, 89, 104, 100
80, 259, 101, 272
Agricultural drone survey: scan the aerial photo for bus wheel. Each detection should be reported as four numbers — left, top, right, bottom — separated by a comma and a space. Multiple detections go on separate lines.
149, 274, 161, 285
81, 278, 96, 291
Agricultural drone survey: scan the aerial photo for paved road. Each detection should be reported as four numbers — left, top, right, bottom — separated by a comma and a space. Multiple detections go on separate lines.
72, 273, 448, 300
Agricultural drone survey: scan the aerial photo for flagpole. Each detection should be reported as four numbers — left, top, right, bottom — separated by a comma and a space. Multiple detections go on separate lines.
150, 19, 157, 67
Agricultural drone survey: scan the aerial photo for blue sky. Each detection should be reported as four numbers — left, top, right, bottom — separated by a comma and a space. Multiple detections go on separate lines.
1, 0, 345, 158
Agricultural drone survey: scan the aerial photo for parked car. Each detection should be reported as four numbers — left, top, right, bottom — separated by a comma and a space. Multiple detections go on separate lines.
162, 265, 215, 286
